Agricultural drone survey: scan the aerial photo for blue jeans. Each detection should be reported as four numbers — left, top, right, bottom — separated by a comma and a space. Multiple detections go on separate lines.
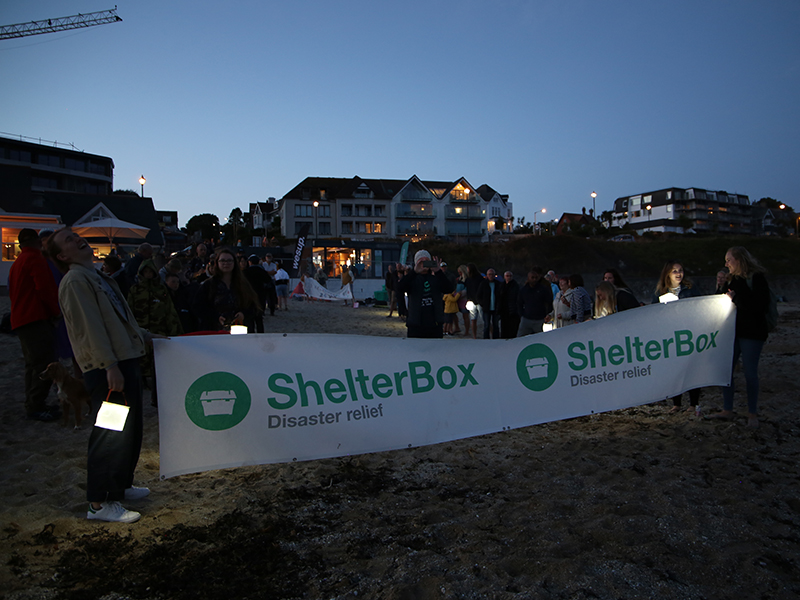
722, 337, 764, 415
483, 310, 500, 339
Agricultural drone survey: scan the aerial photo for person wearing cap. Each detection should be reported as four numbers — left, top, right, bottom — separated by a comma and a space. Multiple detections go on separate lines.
396, 250, 453, 338
9, 229, 63, 421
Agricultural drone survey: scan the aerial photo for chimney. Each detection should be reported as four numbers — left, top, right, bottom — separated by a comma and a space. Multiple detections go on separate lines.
581, 207, 586, 215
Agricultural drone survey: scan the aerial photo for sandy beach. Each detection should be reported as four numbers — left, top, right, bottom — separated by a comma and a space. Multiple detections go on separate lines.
2, 295, 799, 600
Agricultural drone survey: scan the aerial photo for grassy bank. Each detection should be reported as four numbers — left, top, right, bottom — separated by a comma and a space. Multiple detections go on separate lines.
422, 235, 798, 279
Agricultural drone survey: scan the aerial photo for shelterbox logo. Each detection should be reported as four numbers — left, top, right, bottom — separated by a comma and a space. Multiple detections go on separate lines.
516, 343, 559, 392
185, 372, 251, 431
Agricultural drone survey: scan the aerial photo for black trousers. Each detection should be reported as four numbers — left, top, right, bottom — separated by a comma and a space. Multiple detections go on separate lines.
83, 358, 143, 503
16, 319, 56, 415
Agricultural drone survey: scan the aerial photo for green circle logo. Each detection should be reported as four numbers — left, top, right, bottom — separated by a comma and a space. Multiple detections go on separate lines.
185, 372, 251, 431
516, 343, 558, 392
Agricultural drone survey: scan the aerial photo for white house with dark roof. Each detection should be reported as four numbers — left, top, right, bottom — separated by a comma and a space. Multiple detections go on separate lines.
611, 187, 752, 234
278, 175, 513, 243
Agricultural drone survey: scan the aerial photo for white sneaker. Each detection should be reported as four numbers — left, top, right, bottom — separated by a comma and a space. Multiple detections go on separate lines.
124, 486, 150, 501
87, 501, 141, 523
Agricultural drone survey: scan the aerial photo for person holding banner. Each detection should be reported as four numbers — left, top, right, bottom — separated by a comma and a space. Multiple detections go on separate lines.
593, 281, 617, 319
47, 228, 158, 524
192, 248, 260, 332
712, 247, 771, 429
652, 260, 702, 412
517, 267, 553, 336
397, 250, 453, 338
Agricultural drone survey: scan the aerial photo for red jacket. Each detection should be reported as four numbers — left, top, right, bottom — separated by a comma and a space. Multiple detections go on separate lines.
8, 246, 61, 329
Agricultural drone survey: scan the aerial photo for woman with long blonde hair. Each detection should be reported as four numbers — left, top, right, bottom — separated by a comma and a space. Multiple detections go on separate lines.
710, 247, 771, 428
593, 281, 617, 319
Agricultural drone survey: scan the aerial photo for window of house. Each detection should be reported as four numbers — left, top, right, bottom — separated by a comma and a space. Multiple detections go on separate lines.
32, 176, 58, 189
356, 205, 372, 217
88, 161, 107, 175
319, 222, 332, 235
354, 185, 371, 198
319, 205, 331, 218
341, 222, 353, 234
8, 149, 32, 162
374, 205, 385, 217
294, 221, 312, 235
341, 205, 352, 217
295, 205, 314, 217
374, 222, 383, 234
37, 154, 60, 167
64, 158, 86, 172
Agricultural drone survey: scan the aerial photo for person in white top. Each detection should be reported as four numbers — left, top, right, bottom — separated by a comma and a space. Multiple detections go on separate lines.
274, 262, 290, 311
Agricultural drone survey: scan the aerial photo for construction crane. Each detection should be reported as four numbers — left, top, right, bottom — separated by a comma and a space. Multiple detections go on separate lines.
0, 6, 122, 41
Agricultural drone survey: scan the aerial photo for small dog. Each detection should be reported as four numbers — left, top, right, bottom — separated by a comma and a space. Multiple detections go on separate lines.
40, 362, 90, 428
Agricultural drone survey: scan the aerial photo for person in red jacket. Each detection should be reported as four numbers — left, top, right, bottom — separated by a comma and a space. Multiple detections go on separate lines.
8, 229, 62, 421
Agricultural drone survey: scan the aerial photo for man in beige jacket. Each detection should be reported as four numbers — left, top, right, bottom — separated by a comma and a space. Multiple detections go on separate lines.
48, 228, 157, 524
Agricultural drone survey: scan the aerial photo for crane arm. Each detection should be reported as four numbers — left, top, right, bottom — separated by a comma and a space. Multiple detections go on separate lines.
0, 7, 122, 41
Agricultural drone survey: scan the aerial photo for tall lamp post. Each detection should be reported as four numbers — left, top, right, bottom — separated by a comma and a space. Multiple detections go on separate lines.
591, 191, 597, 218
139, 175, 146, 197
534, 208, 546, 236
313, 200, 319, 240
646, 204, 652, 231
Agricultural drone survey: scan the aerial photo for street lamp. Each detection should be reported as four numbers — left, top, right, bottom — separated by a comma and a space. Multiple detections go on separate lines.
646, 204, 652, 230
591, 191, 597, 218
139, 175, 146, 197
313, 200, 319, 239
534, 208, 546, 236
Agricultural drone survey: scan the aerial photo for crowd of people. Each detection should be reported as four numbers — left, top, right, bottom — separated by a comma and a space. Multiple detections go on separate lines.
390, 247, 773, 431
6, 226, 774, 523
6, 231, 299, 523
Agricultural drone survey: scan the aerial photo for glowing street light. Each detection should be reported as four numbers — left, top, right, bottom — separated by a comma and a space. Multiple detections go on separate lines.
534, 208, 546, 236
139, 175, 146, 197
591, 191, 597, 217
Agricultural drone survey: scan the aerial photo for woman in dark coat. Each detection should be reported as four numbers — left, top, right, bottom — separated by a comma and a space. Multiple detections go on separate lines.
711, 247, 771, 429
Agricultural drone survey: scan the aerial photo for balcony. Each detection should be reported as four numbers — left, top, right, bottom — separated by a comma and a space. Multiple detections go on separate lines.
396, 204, 436, 219
396, 222, 435, 236
445, 205, 483, 219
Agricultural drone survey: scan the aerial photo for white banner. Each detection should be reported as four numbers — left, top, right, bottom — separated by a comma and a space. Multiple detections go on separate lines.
154, 296, 735, 479
300, 277, 353, 301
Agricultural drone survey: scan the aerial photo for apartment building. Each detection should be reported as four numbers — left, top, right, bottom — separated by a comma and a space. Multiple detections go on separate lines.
612, 187, 752, 234
279, 175, 513, 243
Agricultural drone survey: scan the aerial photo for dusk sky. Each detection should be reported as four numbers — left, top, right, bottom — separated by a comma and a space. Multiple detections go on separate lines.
2, 1, 799, 227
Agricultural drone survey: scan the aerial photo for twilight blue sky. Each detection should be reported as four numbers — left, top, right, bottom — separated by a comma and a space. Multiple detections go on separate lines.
2, 0, 799, 226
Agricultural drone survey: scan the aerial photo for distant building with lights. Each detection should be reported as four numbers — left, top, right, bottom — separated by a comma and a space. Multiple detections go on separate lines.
0, 134, 165, 286
279, 175, 513, 243
611, 187, 752, 234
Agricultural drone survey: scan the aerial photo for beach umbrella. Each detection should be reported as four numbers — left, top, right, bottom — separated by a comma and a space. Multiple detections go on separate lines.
72, 218, 150, 244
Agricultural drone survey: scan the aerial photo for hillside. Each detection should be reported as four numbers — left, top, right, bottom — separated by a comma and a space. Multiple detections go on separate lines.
423, 235, 798, 280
